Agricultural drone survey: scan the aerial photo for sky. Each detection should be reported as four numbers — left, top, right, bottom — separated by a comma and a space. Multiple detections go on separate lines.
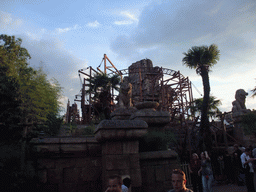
1, 0, 256, 116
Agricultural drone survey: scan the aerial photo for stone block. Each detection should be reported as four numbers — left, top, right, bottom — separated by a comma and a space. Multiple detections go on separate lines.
35, 137, 60, 144
59, 183, 77, 192
60, 137, 87, 143
105, 155, 130, 170
60, 144, 87, 153
87, 143, 102, 156
123, 141, 138, 154
155, 165, 165, 182
38, 158, 55, 169
56, 158, 77, 169
129, 154, 140, 169
140, 150, 178, 160
38, 169, 47, 183
63, 167, 81, 183
74, 158, 89, 168
94, 120, 148, 142
119, 169, 131, 177
89, 157, 102, 167
116, 129, 126, 139
41, 184, 58, 192
141, 167, 155, 185
37, 144, 60, 153
102, 141, 122, 155
47, 168, 62, 184
130, 169, 142, 187
81, 167, 101, 181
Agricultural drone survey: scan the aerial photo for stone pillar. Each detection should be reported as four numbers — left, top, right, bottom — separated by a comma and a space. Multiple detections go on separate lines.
94, 120, 147, 192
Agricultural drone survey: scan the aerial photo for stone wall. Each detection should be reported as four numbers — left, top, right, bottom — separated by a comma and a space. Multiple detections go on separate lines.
140, 150, 179, 192
30, 136, 179, 192
30, 137, 102, 192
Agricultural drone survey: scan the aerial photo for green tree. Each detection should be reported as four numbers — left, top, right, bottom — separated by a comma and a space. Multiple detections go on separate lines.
189, 96, 222, 120
182, 44, 220, 151
0, 34, 62, 139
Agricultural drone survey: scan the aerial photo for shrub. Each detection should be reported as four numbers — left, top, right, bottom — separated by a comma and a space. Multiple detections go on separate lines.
139, 130, 176, 152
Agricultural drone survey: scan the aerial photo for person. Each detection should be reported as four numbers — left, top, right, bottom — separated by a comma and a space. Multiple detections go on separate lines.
240, 147, 256, 192
233, 144, 243, 185
189, 153, 203, 192
252, 147, 256, 158
121, 184, 128, 192
223, 150, 234, 184
168, 169, 193, 192
122, 177, 131, 192
105, 175, 122, 192
199, 151, 214, 192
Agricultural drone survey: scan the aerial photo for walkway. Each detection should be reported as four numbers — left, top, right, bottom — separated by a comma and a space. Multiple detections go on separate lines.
213, 184, 246, 192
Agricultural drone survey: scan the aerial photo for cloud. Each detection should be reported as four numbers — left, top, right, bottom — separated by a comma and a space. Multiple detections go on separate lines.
114, 11, 139, 25
21, 35, 84, 111
0, 11, 23, 30
87, 20, 100, 27
109, 0, 256, 113
111, 0, 256, 62
54, 24, 79, 34
114, 20, 134, 25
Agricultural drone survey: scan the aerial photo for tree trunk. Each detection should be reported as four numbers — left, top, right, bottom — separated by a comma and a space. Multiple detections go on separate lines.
199, 66, 212, 151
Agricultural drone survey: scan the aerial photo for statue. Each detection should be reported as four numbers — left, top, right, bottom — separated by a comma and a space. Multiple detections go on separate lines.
232, 89, 251, 115
231, 89, 251, 144
111, 77, 136, 120
118, 77, 133, 108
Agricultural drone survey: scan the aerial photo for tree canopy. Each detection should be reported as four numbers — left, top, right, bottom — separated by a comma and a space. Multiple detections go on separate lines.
0, 34, 62, 139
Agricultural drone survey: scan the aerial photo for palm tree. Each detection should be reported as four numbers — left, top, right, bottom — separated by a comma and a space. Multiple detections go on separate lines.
87, 73, 120, 119
189, 96, 222, 120
182, 44, 220, 151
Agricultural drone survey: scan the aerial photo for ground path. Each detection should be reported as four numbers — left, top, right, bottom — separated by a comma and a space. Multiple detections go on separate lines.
212, 184, 246, 192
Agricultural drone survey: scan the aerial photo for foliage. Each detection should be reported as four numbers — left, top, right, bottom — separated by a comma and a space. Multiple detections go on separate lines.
139, 130, 176, 152
37, 113, 63, 136
0, 34, 62, 139
189, 96, 222, 119
241, 112, 256, 136
252, 84, 256, 98
182, 44, 220, 73
87, 73, 120, 100
87, 73, 121, 119
82, 124, 95, 136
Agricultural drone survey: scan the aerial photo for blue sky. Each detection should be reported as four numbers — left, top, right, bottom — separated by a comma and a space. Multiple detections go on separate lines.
1, 0, 256, 115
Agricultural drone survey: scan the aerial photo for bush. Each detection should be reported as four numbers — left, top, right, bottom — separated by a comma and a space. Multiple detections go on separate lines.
82, 124, 95, 136
139, 130, 176, 152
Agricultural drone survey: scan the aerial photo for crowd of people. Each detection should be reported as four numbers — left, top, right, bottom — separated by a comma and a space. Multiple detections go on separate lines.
104, 144, 256, 192
188, 144, 256, 192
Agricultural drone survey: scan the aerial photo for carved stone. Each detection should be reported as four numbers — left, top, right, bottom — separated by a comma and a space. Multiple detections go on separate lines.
130, 101, 170, 128
110, 107, 137, 120
231, 89, 251, 144
232, 89, 251, 120
118, 77, 133, 108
